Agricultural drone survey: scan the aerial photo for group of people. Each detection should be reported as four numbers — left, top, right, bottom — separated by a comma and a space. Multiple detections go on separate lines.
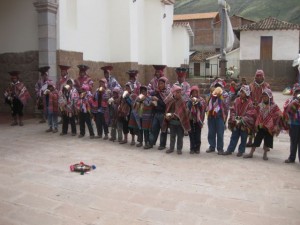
3, 65, 300, 164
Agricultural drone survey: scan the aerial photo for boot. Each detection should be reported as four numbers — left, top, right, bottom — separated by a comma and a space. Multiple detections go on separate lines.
246, 137, 253, 147
18, 116, 24, 126
263, 146, 269, 161
103, 134, 109, 140
11, 116, 18, 126
119, 134, 128, 144
243, 147, 255, 158
144, 142, 153, 149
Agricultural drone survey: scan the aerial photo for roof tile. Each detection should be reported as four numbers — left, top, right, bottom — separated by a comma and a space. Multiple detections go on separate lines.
236, 17, 300, 31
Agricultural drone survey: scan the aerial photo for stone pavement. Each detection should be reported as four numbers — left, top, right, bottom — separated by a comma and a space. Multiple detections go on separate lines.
0, 92, 299, 225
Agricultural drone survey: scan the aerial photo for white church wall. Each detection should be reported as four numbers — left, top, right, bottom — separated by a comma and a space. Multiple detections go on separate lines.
0, 0, 38, 53
58, 0, 110, 62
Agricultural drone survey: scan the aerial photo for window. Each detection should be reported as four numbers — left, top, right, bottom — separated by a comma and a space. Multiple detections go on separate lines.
260, 36, 272, 60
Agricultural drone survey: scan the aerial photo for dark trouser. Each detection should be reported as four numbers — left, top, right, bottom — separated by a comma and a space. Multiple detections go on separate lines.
9, 98, 24, 117
288, 124, 300, 162
62, 114, 76, 134
137, 119, 149, 143
111, 120, 123, 141
93, 112, 108, 137
253, 128, 273, 148
79, 112, 95, 136
207, 114, 225, 152
120, 116, 134, 135
188, 121, 202, 151
169, 122, 184, 151
149, 112, 167, 147
227, 127, 248, 153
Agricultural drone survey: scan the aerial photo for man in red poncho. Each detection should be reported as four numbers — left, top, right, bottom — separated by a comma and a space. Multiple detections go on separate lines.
4, 71, 31, 126
244, 88, 282, 160
246, 69, 270, 146
163, 85, 191, 155
223, 85, 256, 157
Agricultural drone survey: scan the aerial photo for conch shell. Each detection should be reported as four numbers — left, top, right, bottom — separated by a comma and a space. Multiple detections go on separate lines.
212, 87, 223, 97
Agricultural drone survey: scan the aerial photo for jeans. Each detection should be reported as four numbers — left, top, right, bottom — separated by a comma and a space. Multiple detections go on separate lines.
227, 127, 248, 153
149, 112, 167, 147
207, 114, 225, 152
47, 111, 58, 129
288, 124, 300, 162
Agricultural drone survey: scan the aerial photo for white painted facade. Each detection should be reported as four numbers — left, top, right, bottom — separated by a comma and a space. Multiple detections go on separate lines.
0, 0, 38, 53
0, 0, 190, 68
240, 30, 299, 60
190, 48, 240, 78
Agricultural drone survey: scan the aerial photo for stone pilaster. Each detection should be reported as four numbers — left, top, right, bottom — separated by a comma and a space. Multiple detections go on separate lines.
33, 0, 58, 82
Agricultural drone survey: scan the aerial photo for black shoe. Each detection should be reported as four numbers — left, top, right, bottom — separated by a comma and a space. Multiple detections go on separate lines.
284, 159, 295, 163
90, 136, 95, 139
223, 151, 232, 156
177, 150, 182, 155
158, 146, 165, 150
136, 142, 143, 147
206, 148, 215, 153
236, 152, 243, 157
71, 133, 76, 136
144, 144, 153, 149
60, 132, 67, 136
190, 150, 195, 154
195, 150, 200, 154
52, 128, 58, 133
78, 134, 84, 138
46, 128, 53, 132
166, 149, 174, 154
217, 150, 224, 155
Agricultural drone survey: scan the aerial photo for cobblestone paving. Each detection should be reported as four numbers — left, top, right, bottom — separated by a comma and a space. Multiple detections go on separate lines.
0, 92, 299, 225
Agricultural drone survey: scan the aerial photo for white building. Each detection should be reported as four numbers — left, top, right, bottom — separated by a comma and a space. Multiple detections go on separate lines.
0, 0, 192, 113
236, 17, 300, 90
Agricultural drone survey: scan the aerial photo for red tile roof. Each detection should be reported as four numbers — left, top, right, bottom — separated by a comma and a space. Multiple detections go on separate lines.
190, 51, 218, 62
236, 17, 300, 31
174, 12, 219, 21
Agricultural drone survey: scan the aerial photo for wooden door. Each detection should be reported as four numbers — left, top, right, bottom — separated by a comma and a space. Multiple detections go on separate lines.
260, 36, 272, 60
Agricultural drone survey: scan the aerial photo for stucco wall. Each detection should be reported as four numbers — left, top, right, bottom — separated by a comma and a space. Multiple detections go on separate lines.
240, 30, 299, 60
0, 0, 38, 54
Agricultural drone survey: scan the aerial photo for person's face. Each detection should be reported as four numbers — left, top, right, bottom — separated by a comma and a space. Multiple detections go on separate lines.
262, 94, 269, 103
130, 75, 137, 81
113, 91, 119, 98
125, 85, 131, 93
11, 76, 18, 83
140, 89, 147, 95
79, 71, 85, 77
255, 74, 264, 84
99, 81, 106, 88
242, 79, 247, 85
67, 81, 73, 88
158, 80, 165, 90
42, 74, 48, 81
61, 70, 68, 77
177, 76, 184, 83
240, 90, 246, 99
294, 90, 300, 97
191, 90, 198, 98
174, 90, 182, 99
104, 71, 110, 79
48, 85, 54, 91
155, 71, 161, 79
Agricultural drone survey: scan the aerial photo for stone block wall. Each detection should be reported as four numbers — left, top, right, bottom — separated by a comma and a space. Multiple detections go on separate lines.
240, 60, 298, 91
0, 51, 39, 115
0, 50, 181, 115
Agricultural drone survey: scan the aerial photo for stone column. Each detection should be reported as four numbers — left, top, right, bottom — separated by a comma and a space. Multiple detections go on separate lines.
33, 0, 58, 82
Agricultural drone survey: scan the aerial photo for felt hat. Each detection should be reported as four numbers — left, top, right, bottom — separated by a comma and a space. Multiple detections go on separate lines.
77, 64, 89, 72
